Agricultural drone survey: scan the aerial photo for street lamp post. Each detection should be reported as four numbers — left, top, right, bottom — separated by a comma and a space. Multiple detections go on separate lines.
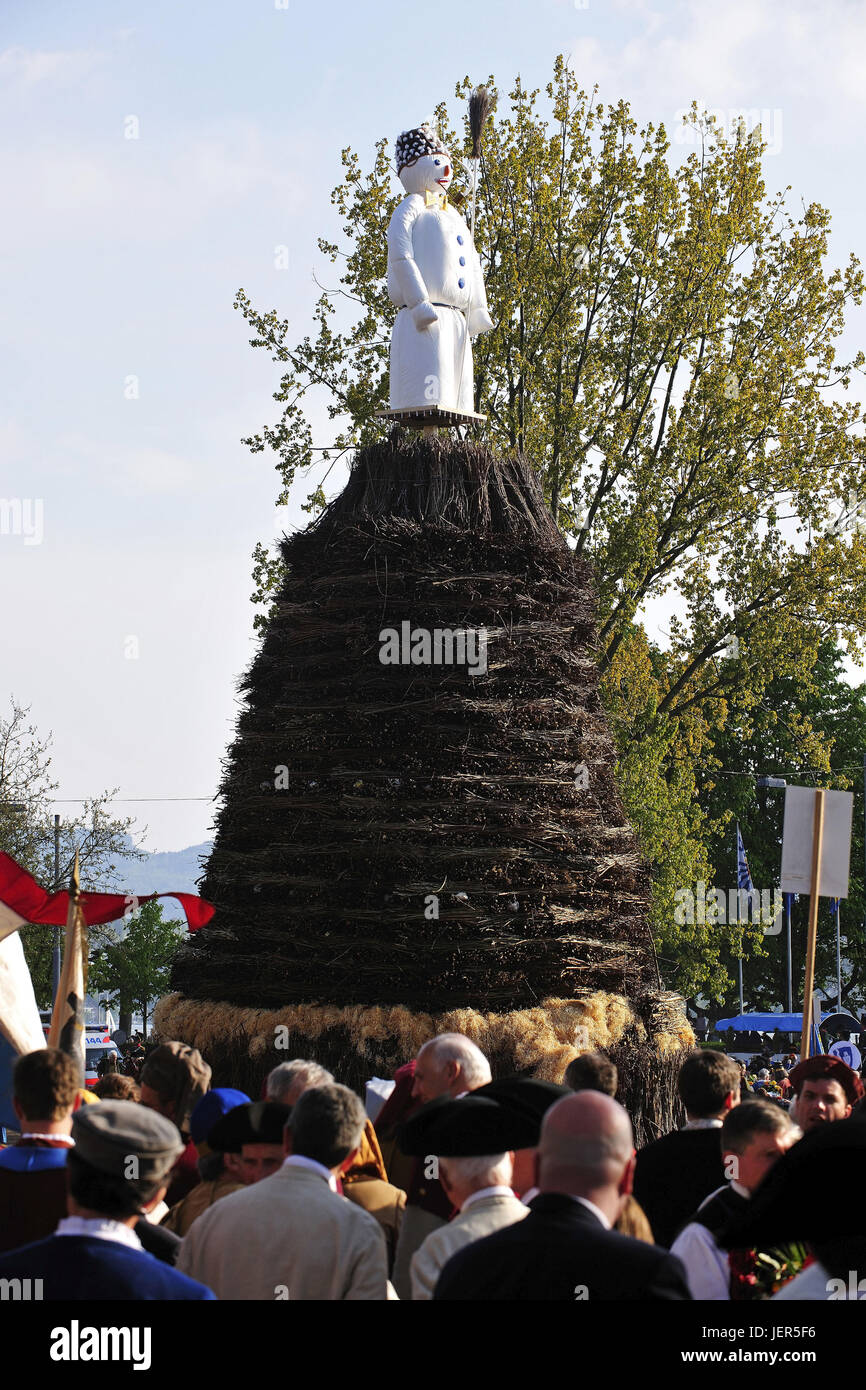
786, 892, 793, 1013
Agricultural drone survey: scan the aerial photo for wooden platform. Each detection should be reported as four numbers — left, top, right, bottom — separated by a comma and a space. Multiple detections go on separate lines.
377, 405, 487, 431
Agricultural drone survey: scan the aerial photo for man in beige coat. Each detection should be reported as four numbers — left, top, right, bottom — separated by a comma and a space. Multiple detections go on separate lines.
178, 1084, 388, 1300
266, 1058, 406, 1270
411, 1152, 527, 1299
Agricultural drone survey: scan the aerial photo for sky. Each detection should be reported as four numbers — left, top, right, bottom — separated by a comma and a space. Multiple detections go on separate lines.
2, 0, 865, 852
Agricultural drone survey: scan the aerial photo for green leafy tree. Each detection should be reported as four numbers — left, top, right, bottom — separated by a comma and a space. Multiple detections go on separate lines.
698, 641, 866, 1016
234, 57, 866, 1000
601, 623, 732, 1001
0, 697, 146, 1006
89, 900, 186, 1036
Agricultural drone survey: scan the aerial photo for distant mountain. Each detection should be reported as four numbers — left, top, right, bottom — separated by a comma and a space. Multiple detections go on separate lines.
119, 842, 213, 898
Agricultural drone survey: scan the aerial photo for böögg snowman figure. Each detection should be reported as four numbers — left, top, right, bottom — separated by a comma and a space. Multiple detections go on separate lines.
387, 123, 494, 414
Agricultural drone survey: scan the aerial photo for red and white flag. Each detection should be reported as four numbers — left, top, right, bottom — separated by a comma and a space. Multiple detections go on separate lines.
0, 848, 214, 1064
0, 849, 215, 944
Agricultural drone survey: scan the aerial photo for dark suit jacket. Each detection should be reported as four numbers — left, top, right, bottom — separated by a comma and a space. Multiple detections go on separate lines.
433, 1193, 691, 1300
0, 1143, 68, 1254
633, 1126, 725, 1249
0, 1235, 215, 1300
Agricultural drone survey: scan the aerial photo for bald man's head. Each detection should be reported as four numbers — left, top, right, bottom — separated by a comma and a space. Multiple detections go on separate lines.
412, 1033, 492, 1103
537, 1092, 635, 1207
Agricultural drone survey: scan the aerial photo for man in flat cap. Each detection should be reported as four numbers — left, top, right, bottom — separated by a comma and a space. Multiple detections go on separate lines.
140, 1040, 211, 1206
163, 1087, 250, 1235
788, 1054, 864, 1133
179, 1084, 388, 1298
0, 1100, 215, 1299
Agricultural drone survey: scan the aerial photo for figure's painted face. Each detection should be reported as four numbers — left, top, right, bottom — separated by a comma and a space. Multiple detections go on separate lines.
399, 151, 454, 197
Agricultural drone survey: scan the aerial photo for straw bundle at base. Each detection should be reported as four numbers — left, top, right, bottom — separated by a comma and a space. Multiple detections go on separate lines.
153, 989, 692, 1146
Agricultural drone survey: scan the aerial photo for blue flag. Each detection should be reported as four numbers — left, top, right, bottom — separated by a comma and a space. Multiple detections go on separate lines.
736, 823, 754, 893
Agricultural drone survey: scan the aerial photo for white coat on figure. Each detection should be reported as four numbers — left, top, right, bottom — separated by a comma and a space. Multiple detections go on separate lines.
387, 127, 494, 414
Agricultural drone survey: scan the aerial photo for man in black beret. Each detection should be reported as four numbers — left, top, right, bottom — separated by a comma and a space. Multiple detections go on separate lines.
0, 1100, 215, 1299
399, 1077, 568, 1202
470, 1077, 569, 1201
208, 1101, 291, 1184
390, 1033, 492, 1299
400, 1091, 534, 1299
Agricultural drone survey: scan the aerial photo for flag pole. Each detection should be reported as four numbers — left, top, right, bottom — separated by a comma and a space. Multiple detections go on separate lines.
52, 813, 61, 1001
800, 790, 825, 1062
47, 849, 87, 1084
835, 899, 842, 1007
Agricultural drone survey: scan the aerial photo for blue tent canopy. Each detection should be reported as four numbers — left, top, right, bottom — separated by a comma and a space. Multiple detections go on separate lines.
715, 1012, 831, 1033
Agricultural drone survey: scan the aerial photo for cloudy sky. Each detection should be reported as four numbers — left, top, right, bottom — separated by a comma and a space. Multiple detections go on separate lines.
3, 0, 865, 852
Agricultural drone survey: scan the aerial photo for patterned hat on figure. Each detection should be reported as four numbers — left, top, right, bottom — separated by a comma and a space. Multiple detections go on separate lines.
395, 122, 450, 174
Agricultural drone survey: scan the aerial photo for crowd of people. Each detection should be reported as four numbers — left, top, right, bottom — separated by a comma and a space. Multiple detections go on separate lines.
96, 1032, 149, 1082
731, 1053, 799, 1105
0, 1033, 863, 1300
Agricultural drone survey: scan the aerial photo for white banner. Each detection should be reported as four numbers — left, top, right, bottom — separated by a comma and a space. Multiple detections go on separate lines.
0, 930, 46, 1055
780, 786, 854, 897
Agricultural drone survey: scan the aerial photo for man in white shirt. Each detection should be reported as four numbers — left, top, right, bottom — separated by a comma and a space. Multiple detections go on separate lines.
411, 1152, 528, 1299
716, 1115, 866, 1301
671, 1100, 799, 1299
179, 1084, 388, 1299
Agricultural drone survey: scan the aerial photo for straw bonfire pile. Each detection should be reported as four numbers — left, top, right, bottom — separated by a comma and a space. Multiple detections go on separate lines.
159, 431, 692, 1137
